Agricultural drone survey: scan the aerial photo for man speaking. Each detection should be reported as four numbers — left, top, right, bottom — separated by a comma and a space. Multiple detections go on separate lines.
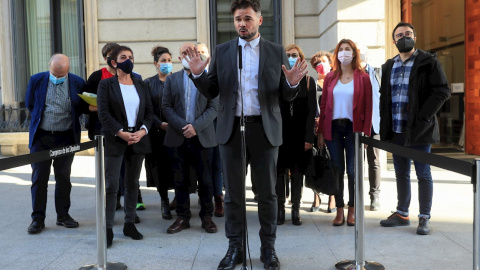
185, 0, 307, 269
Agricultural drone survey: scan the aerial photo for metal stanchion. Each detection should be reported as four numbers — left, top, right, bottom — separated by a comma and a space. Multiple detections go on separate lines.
80, 136, 127, 270
474, 159, 480, 270
335, 132, 384, 270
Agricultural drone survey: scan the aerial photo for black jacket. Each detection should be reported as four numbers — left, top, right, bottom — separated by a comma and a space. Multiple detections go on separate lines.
379, 49, 451, 146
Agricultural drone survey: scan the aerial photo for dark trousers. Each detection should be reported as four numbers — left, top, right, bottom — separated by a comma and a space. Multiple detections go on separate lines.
276, 170, 303, 206
220, 118, 278, 250
30, 128, 75, 220
391, 132, 433, 218
366, 133, 381, 198
325, 120, 355, 208
168, 137, 214, 220
105, 148, 144, 228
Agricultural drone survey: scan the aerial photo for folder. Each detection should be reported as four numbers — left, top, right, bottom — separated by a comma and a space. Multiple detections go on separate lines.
78, 92, 97, 106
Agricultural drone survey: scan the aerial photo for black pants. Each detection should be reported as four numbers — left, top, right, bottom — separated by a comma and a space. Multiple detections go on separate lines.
220, 118, 278, 250
168, 137, 214, 219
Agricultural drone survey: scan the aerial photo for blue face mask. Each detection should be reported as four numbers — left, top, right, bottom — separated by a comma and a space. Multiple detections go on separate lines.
288, 57, 298, 69
159, 63, 173, 75
49, 73, 67, 85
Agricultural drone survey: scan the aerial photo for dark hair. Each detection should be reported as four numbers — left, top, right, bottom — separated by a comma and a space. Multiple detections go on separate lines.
110, 45, 134, 63
101, 42, 120, 58
392, 22, 416, 40
310, 51, 332, 69
151, 46, 171, 63
230, 0, 261, 14
332, 39, 362, 78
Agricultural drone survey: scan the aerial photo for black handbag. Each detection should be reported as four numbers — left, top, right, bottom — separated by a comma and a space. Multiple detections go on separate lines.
304, 146, 339, 195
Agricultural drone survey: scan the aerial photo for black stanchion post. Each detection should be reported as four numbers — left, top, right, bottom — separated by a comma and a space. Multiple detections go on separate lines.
335, 132, 384, 270
474, 158, 479, 270
80, 136, 127, 270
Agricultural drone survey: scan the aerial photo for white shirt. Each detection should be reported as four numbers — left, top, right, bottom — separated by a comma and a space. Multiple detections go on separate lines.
236, 36, 261, 116
332, 79, 354, 121
119, 83, 140, 127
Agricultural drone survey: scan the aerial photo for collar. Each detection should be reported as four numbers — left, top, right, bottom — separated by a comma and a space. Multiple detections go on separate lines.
393, 49, 419, 63
238, 35, 261, 48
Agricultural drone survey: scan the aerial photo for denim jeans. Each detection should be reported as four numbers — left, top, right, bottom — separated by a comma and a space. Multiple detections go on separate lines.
391, 133, 432, 218
325, 119, 355, 208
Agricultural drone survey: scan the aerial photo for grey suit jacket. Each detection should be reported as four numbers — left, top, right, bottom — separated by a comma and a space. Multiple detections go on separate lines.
162, 69, 218, 148
192, 37, 298, 146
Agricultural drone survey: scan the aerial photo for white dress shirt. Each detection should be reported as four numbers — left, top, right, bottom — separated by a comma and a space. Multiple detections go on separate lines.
237, 36, 261, 116
119, 83, 140, 127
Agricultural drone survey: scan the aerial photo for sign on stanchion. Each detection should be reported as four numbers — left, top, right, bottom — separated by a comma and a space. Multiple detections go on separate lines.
80, 136, 127, 270
335, 132, 384, 270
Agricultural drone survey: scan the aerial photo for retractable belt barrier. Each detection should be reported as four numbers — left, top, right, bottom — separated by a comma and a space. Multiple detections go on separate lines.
336, 133, 479, 270
0, 136, 127, 270
0, 140, 97, 171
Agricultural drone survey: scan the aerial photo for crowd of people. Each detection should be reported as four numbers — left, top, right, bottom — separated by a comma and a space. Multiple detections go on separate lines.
24, 0, 451, 269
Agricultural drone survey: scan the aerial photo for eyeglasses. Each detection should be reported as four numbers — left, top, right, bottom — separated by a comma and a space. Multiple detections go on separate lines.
395, 31, 413, 40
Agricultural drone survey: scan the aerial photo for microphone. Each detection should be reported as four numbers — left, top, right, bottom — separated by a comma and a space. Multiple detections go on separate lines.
238, 45, 243, 70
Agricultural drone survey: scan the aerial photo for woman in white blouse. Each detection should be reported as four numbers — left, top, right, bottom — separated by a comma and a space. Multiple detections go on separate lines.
97, 45, 154, 247
317, 39, 372, 227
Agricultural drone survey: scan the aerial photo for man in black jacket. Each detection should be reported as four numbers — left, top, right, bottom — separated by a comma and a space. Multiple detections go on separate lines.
378, 22, 451, 235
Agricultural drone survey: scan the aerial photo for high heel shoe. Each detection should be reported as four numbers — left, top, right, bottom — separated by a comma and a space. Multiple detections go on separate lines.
347, 206, 355, 226
327, 195, 336, 213
310, 193, 321, 212
333, 207, 345, 226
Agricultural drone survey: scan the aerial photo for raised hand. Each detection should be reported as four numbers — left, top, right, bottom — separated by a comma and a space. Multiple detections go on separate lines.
282, 58, 308, 86
185, 47, 210, 76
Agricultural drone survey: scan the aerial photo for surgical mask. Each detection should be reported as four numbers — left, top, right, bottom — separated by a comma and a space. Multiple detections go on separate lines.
396, 36, 415, 53
288, 57, 298, 69
49, 73, 67, 85
159, 63, 173, 74
106, 56, 114, 69
316, 62, 330, 75
337, 51, 353, 65
116, 59, 134, 74
181, 56, 190, 70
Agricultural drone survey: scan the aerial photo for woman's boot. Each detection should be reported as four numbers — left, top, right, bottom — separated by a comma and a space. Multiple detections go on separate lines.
347, 206, 355, 226
333, 207, 345, 226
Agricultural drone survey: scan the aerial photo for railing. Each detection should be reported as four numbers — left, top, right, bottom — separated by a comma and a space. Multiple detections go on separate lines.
0, 105, 30, 132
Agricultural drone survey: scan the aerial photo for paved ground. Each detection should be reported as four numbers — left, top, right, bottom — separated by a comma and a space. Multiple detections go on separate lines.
0, 154, 476, 270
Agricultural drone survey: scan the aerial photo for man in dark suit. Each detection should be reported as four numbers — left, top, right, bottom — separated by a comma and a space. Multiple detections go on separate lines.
185, 1, 307, 269
25, 54, 88, 234
162, 42, 219, 234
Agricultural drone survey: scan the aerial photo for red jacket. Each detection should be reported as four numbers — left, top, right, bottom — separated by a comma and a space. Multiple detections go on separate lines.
317, 69, 372, 140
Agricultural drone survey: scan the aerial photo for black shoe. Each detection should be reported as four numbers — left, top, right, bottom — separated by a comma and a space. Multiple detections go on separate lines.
161, 199, 172, 220
28, 218, 45, 234
135, 214, 140, 224
417, 217, 431, 235
277, 206, 285, 225
123, 222, 143, 240
56, 214, 79, 228
106, 228, 113, 248
380, 212, 410, 227
260, 247, 280, 270
217, 246, 243, 270
292, 204, 302, 226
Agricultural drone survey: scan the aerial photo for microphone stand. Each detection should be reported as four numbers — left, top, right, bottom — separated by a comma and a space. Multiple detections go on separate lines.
238, 45, 250, 270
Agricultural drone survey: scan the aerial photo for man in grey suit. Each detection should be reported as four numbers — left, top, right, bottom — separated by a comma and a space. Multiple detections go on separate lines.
162, 42, 219, 235
185, 1, 307, 269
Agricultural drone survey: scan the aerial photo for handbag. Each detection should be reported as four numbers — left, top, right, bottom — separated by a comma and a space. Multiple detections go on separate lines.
304, 146, 339, 195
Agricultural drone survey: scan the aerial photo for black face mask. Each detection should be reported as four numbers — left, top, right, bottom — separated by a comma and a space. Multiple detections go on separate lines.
396, 36, 415, 53
116, 59, 134, 74
106, 56, 114, 69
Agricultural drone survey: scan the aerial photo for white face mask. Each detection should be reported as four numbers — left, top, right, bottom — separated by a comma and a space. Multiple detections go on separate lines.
181, 56, 190, 70
338, 51, 353, 65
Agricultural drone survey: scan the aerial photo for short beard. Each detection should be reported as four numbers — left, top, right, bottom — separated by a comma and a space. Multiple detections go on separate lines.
239, 30, 258, 40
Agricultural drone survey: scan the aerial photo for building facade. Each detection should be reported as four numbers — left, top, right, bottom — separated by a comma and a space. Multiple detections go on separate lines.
1, 0, 478, 154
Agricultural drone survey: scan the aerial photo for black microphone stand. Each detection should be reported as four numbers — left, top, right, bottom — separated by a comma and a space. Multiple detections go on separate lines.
238, 45, 250, 270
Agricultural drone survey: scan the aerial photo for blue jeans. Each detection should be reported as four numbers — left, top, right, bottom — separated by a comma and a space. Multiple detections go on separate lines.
391, 133, 432, 218
325, 119, 355, 208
